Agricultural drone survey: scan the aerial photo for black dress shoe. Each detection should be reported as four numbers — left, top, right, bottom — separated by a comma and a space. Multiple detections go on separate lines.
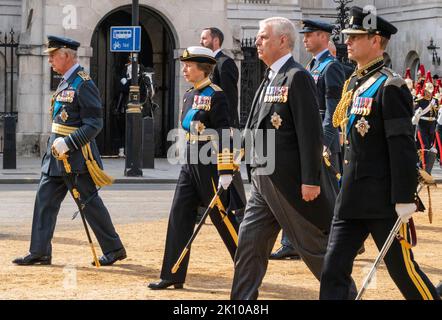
148, 279, 184, 290
12, 253, 51, 266
436, 281, 442, 297
92, 247, 126, 266
269, 246, 301, 260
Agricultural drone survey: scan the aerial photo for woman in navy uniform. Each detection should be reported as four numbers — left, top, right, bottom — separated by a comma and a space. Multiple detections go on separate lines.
319, 7, 440, 300
148, 46, 242, 290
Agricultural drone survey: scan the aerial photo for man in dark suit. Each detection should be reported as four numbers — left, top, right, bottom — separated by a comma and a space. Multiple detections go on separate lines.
319, 7, 440, 300
270, 19, 346, 261
200, 27, 240, 128
230, 17, 351, 300
12, 36, 126, 267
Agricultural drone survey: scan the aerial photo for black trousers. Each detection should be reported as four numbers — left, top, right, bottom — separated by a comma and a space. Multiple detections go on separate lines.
159, 163, 239, 283
320, 217, 440, 300
30, 174, 123, 256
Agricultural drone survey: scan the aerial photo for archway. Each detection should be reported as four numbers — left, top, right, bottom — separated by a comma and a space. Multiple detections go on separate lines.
405, 51, 420, 80
90, 5, 177, 157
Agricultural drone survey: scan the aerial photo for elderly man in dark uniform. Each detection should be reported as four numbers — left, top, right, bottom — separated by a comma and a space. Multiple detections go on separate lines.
319, 7, 440, 300
12, 36, 126, 266
270, 19, 345, 260
231, 17, 353, 300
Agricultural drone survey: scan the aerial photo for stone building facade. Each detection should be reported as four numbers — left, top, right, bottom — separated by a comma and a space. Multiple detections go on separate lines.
1, 0, 441, 156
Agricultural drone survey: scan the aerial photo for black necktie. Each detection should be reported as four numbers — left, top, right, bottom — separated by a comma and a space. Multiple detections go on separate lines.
251, 68, 271, 125
309, 58, 317, 71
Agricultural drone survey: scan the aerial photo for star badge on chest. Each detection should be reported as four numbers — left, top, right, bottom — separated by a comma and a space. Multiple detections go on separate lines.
60, 109, 69, 122
355, 117, 370, 137
270, 112, 282, 129
194, 121, 206, 134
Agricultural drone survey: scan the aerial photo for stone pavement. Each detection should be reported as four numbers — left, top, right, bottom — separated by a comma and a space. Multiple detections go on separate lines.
0, 154, 441, 184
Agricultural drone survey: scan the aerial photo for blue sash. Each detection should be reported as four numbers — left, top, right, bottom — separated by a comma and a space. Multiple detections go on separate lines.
310, 58, 334, 83
346, 74, 388, 137
182, 85, 215, 132
311, 57, 334, 74
53, 75, 83, 118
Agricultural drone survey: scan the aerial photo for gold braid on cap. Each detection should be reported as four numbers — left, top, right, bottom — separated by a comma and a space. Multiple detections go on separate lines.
333, 78, 353, 129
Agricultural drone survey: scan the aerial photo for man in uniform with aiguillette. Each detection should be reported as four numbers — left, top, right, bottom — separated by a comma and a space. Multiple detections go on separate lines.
319, 7, 440, 300
13, 36, 126, 267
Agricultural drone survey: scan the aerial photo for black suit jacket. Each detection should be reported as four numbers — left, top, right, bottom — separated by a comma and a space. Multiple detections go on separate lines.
212, 51, 239, 128
244, 57, 334, 231
336, 63, 417, 220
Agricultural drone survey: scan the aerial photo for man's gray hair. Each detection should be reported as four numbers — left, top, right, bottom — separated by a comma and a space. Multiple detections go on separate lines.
259, 17, 296, 50
59, 48, 78, 60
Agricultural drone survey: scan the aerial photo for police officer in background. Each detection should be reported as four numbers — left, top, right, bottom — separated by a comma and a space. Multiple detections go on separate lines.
12, 36, 126, 266
270, 20, 345, 260
319, 7, 440, 300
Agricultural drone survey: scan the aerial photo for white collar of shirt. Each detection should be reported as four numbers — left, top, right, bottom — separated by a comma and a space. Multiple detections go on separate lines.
63, 63, 80, 81
314, 49, 329, 61
213, 49, 222, 57
269, 53, 292, 83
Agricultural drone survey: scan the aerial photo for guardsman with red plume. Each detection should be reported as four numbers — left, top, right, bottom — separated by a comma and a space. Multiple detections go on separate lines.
413, 70, 439, 173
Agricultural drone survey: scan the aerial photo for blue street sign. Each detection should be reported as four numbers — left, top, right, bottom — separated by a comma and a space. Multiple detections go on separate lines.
110, 26, 141, 52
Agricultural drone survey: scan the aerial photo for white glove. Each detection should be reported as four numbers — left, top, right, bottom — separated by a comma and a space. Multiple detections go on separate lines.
218, 174, 233, 190
120, 77, 128, 85
52, 137, 69, 156
395, 203, 417, 223
412, 108, 423, 125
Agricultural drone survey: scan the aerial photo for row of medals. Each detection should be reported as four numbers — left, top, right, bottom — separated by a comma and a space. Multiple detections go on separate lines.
264, 86, 288, 103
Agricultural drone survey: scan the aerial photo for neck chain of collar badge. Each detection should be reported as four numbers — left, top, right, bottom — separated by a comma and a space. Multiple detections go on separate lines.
332, 56, 384, 132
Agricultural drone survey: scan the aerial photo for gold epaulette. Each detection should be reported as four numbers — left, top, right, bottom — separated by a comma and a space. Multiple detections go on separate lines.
210, 83, 223, 92
77, 71, 91, 81
217, 148, 236, 173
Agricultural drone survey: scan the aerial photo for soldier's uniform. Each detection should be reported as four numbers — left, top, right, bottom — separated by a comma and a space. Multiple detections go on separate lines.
13, 36, 125, 266
149, 47, 242, 289
415, 72, 439, 173
301, 20, 345, 172
319, 7, 440, 300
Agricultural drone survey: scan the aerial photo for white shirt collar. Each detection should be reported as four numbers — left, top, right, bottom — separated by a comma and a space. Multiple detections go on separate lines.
314, 48, 329, 61
63, 63, 80, 81
269, 53, 292, 81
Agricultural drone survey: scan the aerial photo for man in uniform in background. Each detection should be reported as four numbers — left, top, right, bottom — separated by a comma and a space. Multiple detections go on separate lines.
12, 36, 126, 267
